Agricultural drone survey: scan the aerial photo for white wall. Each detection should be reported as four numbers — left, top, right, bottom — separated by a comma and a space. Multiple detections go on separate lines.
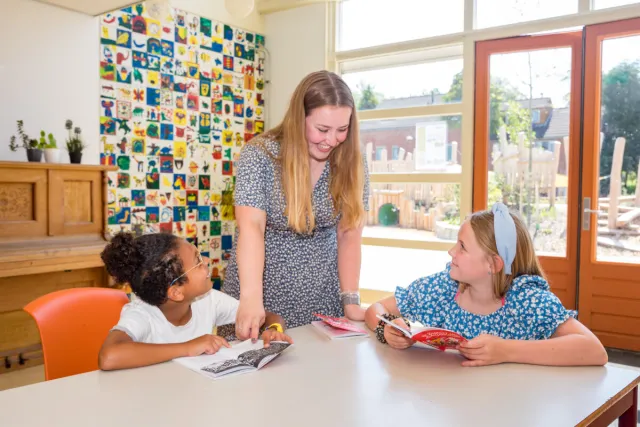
172, 0, 264, 34
0, 0, 265, 165
264, 4, 328, 128
0, 0, 100, 164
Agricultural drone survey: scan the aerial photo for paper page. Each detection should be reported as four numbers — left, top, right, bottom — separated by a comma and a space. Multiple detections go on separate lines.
311, 321, 368, 339
375, 314, 411, 338
173, 339, 265, 371
237, 342, 291, 369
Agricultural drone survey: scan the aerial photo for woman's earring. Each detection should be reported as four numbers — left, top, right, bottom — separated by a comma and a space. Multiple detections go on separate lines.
488, 270, 492, 275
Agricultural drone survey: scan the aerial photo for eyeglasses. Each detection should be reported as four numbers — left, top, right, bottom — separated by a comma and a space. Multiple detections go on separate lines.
170, 250, 204, 286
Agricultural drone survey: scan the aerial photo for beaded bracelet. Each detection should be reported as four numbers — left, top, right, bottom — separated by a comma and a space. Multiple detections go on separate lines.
375, 313, 411, 344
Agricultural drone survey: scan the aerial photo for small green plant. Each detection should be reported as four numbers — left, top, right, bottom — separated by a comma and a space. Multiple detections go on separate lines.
65, 119, 86, 153
9, 120, 42, 151
46, 133, 57, 149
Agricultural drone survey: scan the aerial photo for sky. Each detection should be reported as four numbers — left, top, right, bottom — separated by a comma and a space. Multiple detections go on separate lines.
339, 0, 640, 109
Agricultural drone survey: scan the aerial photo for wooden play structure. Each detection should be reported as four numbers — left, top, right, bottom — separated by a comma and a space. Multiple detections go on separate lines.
362, 128, 639, 252
363, 142, 457, 233
491, 127, 563, 207
594, 135, 640, 252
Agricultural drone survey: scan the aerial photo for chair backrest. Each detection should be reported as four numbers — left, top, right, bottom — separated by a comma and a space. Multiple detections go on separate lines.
24, 287, 129, 381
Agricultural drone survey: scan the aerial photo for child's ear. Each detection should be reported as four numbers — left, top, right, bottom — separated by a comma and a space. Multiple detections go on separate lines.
167, 284, 185, 302
491, 255, 505, 274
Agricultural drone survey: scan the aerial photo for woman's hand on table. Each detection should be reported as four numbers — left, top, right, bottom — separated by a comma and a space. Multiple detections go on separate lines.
344, 304, 365, 321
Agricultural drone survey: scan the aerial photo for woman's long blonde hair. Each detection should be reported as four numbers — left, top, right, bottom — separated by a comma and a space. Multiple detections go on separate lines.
257, 70, 365, 234
460, 209, 546, 298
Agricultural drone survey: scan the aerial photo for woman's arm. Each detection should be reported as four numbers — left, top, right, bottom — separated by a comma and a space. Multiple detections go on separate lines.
98, 331, 230, 371
459, 318, 608, 367
235, 206, 267, 341
338, 221, 365, 320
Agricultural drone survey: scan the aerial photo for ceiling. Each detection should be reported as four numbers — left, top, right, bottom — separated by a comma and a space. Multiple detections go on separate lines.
31, 0, 331, 16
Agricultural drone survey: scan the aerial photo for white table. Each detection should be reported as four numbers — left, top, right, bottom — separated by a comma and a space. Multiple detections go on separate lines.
0, 325, 638, 427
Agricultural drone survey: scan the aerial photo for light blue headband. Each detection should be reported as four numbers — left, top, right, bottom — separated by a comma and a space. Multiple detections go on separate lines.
492, 202, 517, 275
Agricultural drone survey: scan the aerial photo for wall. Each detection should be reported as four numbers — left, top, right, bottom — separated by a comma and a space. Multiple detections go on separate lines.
0, 0, 264, 165
0, 0, 100, 163
172, 0, 264, 34
100, 4, 266, 289
264, 4, 327, 127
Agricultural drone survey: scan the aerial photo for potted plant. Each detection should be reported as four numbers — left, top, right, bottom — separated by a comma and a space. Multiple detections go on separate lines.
8, 120, 45, 162
42, 131, 60, 163
65, 119, 86, 164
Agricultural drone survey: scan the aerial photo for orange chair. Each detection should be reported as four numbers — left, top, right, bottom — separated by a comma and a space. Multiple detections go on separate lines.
24, 287, 129, 381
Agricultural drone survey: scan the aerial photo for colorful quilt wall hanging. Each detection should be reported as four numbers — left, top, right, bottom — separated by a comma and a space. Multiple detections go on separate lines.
99, 3, 266, 290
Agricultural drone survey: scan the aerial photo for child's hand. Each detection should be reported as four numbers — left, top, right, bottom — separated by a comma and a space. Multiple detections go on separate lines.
261, 329, 294, 347
385, 319, 413, 350
185, 334, 231, 357
458, 334, 506, 367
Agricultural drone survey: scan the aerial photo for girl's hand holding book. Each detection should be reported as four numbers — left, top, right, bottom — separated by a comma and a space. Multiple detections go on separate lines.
457, 334, 507, 367
385, 319, 413, 350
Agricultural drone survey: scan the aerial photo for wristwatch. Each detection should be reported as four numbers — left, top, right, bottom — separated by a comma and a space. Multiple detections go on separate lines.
340, 291, 360, 306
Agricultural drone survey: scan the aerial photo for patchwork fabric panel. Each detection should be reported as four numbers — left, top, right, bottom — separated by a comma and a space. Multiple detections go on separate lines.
99, 4, 266, 290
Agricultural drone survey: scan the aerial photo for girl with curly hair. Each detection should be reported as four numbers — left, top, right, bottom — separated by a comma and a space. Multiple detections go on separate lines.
98, 232, 292, 371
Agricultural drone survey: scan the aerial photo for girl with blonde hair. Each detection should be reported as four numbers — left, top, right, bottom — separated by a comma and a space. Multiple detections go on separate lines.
222, 70, 369, 340
365, 203, 607, 367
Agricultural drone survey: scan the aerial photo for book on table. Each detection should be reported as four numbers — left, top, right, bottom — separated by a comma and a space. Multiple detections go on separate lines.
376, 314, 467, 351
174, 339, 291, 379
311, 313, 368, 339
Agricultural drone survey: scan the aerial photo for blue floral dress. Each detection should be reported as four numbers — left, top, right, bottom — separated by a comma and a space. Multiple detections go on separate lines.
395, 265, 577, 340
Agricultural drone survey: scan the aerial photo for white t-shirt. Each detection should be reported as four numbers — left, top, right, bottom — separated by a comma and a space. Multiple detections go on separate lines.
112, 290, 239, 344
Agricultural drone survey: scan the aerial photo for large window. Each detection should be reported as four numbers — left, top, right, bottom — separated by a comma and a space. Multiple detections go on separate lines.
342, 59, 463, 111
338, 0, 464, 51
334, 0, 640, 294
475, 0, 578, 29
359, 116, 462, 174
594, 0, 640, 8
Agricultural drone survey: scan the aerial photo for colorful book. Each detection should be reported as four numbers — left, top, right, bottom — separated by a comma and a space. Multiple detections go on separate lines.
376, 314, 467, 351
311, 321, 369, 339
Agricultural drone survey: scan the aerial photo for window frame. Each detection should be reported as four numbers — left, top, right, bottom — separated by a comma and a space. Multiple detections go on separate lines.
329, 0, 640, 252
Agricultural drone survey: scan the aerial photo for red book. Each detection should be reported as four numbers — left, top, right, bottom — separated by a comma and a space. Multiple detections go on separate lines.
376, 315, 467, 351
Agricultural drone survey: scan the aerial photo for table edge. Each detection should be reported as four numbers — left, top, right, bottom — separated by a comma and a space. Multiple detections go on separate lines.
576, 375, 640, 426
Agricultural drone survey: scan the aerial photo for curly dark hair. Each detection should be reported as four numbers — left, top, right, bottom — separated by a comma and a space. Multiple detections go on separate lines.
101, 232, 188, 306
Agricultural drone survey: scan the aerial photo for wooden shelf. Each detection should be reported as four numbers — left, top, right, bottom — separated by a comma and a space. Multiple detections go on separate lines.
0, 161, 117, 172
0, 162, 114, 373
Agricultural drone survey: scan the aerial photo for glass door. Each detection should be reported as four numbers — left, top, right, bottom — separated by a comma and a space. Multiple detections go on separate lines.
474, 32, 583, 309
579, 18, 640, 351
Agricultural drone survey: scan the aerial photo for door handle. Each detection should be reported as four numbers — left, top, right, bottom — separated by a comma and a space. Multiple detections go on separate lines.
582, 197, 603, 231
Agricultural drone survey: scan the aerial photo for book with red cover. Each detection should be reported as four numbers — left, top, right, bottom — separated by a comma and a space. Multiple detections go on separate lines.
376, 314, 467, 351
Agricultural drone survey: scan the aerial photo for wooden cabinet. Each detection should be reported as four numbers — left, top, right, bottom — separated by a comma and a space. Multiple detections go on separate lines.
0, 161, 118, 374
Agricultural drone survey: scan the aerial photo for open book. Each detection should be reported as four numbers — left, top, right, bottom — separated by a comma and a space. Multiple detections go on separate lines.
174, 339, 291, 379
376, 315, 467, 351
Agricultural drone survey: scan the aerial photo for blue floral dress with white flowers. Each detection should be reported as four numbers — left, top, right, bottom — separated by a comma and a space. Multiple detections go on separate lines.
395, 265, 577, 340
